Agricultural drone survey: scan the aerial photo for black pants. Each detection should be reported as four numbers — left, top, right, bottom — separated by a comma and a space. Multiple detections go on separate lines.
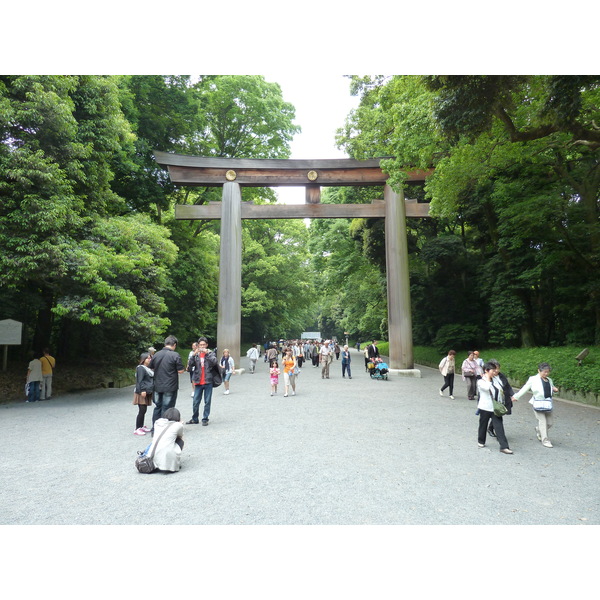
136, 404, 148, 430
440, 373, 454, 395
478, 410, 509, 450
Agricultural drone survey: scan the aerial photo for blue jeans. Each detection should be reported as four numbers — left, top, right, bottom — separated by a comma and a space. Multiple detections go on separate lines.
342, 362, 352, 378
152, 390, 178, 425
192, 384, 213, 422
28, 381, 40, 402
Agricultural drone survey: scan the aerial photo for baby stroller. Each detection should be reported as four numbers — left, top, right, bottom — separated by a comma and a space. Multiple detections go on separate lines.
368, 358, 389, 380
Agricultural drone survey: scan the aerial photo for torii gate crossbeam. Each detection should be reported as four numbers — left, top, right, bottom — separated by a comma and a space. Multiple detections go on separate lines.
154, 152, 432, 373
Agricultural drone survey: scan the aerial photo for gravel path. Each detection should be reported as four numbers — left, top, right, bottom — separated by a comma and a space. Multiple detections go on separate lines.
1, 349, 598, 525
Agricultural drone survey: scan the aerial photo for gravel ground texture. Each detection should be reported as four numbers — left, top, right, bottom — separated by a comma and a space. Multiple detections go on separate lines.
1, 349, 599, 525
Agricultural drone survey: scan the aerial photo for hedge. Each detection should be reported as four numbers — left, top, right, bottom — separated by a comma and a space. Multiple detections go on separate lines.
413, 345, 600, 396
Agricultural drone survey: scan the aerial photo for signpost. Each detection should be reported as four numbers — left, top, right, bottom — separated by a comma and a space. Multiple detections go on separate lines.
0, 319, 23, 371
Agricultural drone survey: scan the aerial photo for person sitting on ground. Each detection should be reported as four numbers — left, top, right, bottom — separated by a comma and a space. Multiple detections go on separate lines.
149, 407, 184, 472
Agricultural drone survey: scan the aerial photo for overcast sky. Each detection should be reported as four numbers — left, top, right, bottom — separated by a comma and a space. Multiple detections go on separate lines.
262, 73, 361, 204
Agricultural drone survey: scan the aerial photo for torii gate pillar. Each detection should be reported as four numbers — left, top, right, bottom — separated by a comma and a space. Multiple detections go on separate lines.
385, 183, 414, 370
217, 182, 242, 362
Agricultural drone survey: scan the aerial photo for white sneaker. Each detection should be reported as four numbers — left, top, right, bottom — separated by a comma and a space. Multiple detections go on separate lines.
439, 389, 443, 396
134, 428, 146, 436
291, 391, 295, 396
449, 395, 455, 399
224, 390, 229, 395
542, 440, 553, 448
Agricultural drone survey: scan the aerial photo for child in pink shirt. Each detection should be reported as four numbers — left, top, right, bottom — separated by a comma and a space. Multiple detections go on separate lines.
270, 361, 280, 396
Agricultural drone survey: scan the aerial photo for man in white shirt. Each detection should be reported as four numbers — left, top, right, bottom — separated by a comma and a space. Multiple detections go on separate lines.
246, 344, 259, 374
319, 340, 332, 379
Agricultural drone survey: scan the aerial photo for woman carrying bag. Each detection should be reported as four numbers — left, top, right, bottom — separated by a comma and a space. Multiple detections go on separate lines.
461, 351, 480, 401
148, 407, 184, 472
438, 349, 456, 399
282, 347, 297, 397
476, 362, 514, 454
513, 362, 558, 448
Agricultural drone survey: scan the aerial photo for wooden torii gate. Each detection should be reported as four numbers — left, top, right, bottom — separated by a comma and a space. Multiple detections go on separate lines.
154, 151, 432, 373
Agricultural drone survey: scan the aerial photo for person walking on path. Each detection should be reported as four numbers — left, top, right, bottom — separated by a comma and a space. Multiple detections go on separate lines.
294, 341, 304, 369
476, 362, 514, 454
513, 362, 558, 448
311, 342, 319, 367
438, 350, 456, 399
363, 345, 370, 372
341, 345, 352, 379
486, 359, 515, 439
148, 407, 185, 472
149, 335, 185, 428
269, 360, 280, 396
133, 352, 154, 436
220, 349, 235, 395
187, 337, 218, 426
25, 352, 43, 403
246, 344, 259, 374
320, 340, 332, 379
266, 343, 278, 366
367, 340, 380, 361
461, 351, 480, 401
40, 348, 56, 400
282, 347, 297, 397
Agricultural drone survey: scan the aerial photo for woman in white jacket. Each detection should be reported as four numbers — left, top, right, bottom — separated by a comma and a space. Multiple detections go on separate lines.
513, 362, 558, 448
150, 407, 184, 472
476, 362, 514, 454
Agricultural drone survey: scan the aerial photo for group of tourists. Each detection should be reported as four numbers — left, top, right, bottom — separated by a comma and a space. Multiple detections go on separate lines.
131, 335, 360, 471
25, 348, 56, 403
439, 349, 559, 454
262, 338, 353, 386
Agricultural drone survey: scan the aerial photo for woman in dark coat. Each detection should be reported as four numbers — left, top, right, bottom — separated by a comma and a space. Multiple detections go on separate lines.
133, 352, 154, 435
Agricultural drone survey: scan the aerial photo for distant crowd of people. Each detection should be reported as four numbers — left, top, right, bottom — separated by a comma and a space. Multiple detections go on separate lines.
438, 349, 559, 455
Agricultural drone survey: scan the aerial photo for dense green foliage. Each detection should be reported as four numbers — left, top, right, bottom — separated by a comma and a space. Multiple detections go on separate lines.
333, 75, 600, 348
0, 75, 304, 361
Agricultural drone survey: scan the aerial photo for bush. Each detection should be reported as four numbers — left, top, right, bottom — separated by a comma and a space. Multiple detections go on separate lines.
415, 345, 600, 396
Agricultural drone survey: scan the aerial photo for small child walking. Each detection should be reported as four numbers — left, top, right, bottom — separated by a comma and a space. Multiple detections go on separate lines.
270, 361, 280, 396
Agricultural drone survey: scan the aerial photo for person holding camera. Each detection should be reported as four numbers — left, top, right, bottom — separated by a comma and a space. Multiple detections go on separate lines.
187, 337, 218, 426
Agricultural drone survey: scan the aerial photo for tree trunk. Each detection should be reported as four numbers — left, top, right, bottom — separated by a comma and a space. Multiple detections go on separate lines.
32, 286, 55, 354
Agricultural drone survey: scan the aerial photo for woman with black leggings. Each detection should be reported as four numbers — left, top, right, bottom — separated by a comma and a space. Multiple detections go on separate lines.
133, 352, 154, 436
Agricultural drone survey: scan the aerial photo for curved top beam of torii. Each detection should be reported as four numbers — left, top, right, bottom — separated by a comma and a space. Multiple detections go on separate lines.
153, 151, 432, 218
153, 150, 433, 188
